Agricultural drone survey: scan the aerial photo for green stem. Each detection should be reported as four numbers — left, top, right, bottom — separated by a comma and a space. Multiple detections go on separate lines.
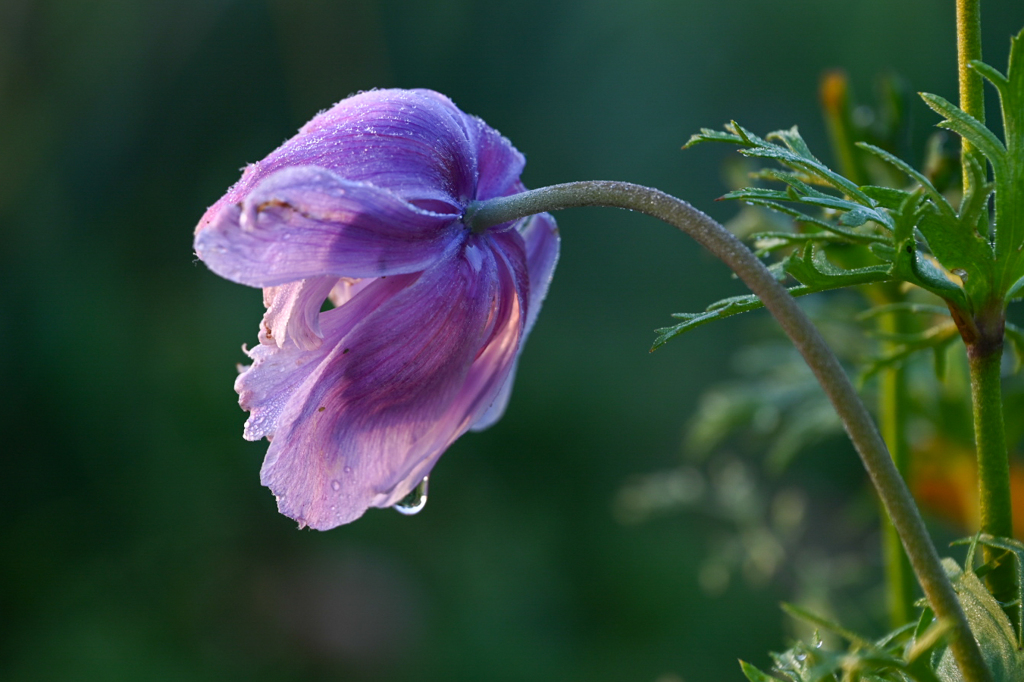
879, 307, 917, 628
957, 0, 985, 191
968, 342, 1017, 624
465, 181, 992, 682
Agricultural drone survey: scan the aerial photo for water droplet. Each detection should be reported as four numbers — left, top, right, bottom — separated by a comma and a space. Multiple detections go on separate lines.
343, 466, 352, 474
393, 477, 429, 516
952, 268, 969, 282
331, 479, 341, 491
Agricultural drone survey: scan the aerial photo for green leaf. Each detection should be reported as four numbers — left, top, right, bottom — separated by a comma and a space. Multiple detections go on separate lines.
991, 29, 1024, 291
737, 197, 887, 244
722, 187, 794, 202
651, 251, 889, 349
650, 243, 893, 351
919, 92, 1007, 176
856, 142, 956, 217
957, 154, 994, 236
781, 603, 873, 649
784, 243, 891, 289
739, 660, 781, 682
767, 126, 821, 162
935, 558, 1024, 681
860, 185, 912, 211
889, 193, 972, 310
970, 59, 1009, 94
683, 127, 746, 149
741, 145, 872, 205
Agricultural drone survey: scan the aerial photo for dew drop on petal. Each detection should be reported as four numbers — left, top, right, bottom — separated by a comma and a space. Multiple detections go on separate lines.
343, 466, 352, 474
393, 477, 429, 516
331, 479, 341, 491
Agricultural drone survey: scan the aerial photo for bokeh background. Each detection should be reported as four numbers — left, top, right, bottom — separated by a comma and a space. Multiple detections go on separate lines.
2, 1, 1022, 680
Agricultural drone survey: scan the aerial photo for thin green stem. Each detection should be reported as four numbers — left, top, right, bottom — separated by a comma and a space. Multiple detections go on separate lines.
878, 307, 917, 628
465, 181, 992, 682
968, 343, 1017, 625
957, 0, 985, 191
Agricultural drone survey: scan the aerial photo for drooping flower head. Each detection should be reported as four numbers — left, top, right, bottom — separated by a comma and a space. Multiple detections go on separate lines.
194, 89, 558, 530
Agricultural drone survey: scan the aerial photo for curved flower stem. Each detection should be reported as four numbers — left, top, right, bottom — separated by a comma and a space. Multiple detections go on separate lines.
957, 0, 985, 192
465, 181, 992, 682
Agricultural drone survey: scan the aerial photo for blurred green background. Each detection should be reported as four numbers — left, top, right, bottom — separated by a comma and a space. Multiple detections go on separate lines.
1, 1, 1021, 680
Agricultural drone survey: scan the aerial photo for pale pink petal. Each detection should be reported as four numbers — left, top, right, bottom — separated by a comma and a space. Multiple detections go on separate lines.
259, 276, 338, 350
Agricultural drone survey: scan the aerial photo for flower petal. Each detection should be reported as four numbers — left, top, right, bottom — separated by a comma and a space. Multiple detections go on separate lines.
237, 273, 418, 442
194, 166, 462, 287
260, 276, 338, 350
258, 234, 526, 529
462, 114, 525, 201
195, 89, 482, 232
470, 212, 559, 431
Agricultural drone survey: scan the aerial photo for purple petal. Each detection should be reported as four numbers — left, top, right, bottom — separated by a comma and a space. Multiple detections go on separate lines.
258, 234, 526, 529
195, 166, 462, 287
517, 212, 560, 337
196, 89, 483, 230
237, 273, 418, 442
462, 115, 525, 201
471, 212, 560, 431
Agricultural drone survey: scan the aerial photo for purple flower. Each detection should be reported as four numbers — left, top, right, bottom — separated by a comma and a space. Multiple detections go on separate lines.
194, 89, 559, 529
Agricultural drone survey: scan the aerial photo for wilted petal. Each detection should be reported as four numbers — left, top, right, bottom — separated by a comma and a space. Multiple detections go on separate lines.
471, 212, 559, 431
260, 276, 338, 350
195, 166, 461, 287
259, 235, 526, 528
237, 274, 418, 442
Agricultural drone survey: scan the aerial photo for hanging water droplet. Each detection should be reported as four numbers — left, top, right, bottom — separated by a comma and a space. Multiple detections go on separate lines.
952, 268, 969, 282
393, 477, 429, 516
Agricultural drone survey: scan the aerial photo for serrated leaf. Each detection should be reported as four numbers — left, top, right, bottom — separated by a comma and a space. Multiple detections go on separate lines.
767, 126, 820, 161
919, 92, 1007, 176
784, 243, 891, 289
739, 660, 781, 682
683, 127, 746, 149
857, 142, 956, 217
958, 154, 994, 236
741, 146, 872, 204
651, 265, 885, 350
860, 185, 913, 210
970, 59, 1009, 93
739, 198, 887, 244
722, 187, 794, 202
992, 29, 1024, 294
